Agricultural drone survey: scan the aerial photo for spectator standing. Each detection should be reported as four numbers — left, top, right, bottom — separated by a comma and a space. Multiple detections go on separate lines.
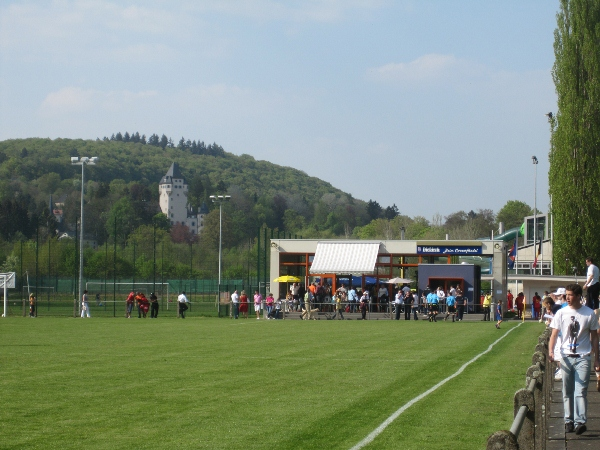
136, 292, 149, 318
455, 291, 465, 322
331, 293, 345, 320
95, 293, 103, 306
482, 293, 491, 321
393, 290, 402, 320
403, 290, 412, 320
436, 287, 446, 313
347, 286, 358, 312
507, 290, 514, 311
583, 257, 600, 309
178, 291, 189, 319
81, 290, 91, 318
532, 292, 542, 320
515, 292, 525, 319
265, 293, 274, 317
549, 284, 600, 435
359, 291, 368, 320
291, 283, 300, 306
126, 291, 135, 319
150, 292, 159, 318
29, 293, 36, 318
231, 290, 239, 319
253, 290, 262, 320
413, 292, 419, 320
239, 290, 249, 319
377, 284, 388, 312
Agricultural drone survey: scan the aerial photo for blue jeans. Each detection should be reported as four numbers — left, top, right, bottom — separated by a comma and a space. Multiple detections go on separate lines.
561, 355, 591, 425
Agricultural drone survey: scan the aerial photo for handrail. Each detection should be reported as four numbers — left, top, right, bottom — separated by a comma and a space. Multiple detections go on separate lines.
487, 328, 551, 450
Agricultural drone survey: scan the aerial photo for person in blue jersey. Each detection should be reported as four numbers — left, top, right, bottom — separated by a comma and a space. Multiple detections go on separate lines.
427, 291, 439, 322
445, 293, 456, 322
495, 299, 503, 329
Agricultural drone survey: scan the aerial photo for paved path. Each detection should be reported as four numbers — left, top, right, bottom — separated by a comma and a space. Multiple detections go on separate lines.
547, 371, 600, 449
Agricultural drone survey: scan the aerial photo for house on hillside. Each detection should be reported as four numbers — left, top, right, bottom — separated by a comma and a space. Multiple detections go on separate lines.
158, 162, 208, 235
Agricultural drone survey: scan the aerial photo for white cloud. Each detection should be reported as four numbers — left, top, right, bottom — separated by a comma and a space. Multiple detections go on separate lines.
368, 53, 486, 84
38, 87, 157, 116
186, 0, 389, 23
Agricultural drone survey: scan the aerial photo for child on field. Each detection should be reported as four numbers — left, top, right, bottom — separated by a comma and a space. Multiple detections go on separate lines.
495, 300, 503, 329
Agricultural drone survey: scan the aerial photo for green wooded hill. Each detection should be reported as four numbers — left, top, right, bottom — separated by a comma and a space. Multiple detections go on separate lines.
0, 137, 370, 246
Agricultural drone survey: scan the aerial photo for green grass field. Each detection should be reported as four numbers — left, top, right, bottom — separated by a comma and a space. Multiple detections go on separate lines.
0, 317, 542, 449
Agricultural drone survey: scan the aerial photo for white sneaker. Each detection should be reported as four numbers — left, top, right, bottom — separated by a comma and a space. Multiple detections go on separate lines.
554, 369, 562, 381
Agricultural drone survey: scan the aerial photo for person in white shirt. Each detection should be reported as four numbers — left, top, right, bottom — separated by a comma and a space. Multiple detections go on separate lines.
230, 290, 239, 319
583, 257, 600, 309
178, 291, 189, 319
549, 284, 600, 435
81, 290, 91, 318
436, 287, 446, 313
394, 290, 403, 320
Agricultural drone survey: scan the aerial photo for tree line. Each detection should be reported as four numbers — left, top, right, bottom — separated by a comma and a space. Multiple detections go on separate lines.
102, 131, 225, 156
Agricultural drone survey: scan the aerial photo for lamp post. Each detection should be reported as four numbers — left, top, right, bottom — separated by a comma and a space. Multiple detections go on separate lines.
71, 156, 98, 315
209, 195, 231, 297
532, 156, 538, 275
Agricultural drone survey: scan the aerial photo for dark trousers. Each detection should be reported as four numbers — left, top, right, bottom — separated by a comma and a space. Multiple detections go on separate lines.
361, 309, 367, 320
587, 282, 600, 309
457, 305, 464, 321
179, 302, 188, 318
151, 302, 159, 318
404, 305, 411, 320
483, 306, 490, 321
395, 305, 401, 320
332, 309, 344, 320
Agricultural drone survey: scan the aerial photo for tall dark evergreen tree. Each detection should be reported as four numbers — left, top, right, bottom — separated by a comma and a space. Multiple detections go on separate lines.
549, 0, 600, 273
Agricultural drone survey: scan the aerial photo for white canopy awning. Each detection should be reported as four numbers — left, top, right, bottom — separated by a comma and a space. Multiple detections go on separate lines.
309, 241, 381, 276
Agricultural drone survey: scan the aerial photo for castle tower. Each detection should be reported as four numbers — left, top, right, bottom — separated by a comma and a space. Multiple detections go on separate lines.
159, 162, 202, 234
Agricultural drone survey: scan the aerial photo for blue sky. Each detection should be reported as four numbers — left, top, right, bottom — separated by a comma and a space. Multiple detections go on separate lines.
0, 0, 558, 220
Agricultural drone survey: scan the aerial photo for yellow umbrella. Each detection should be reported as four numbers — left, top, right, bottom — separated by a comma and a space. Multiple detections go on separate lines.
273, 275, 302, 283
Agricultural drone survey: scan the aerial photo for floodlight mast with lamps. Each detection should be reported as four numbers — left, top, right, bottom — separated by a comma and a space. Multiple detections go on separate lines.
532, 155, 538, 274
209, 195, 231, 296
71, 156, 98, 316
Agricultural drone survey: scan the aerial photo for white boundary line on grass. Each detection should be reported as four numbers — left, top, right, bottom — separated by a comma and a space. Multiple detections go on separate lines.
349, 322, 524, 450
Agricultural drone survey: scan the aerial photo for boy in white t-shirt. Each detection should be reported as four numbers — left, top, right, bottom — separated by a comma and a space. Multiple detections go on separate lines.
549, 284, 600, 435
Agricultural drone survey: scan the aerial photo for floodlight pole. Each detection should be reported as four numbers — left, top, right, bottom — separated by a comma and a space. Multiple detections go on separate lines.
210, 195, 231, 299
71, 156, 98, 316
532, 156, 538, 275
2, 274, 7, 317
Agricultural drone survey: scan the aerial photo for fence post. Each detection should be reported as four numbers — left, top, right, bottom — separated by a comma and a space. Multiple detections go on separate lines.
514, 385, 535, 449
486, 431, 518, 450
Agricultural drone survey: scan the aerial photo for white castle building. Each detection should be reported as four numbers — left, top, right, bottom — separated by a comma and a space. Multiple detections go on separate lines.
159, 162, 208, 235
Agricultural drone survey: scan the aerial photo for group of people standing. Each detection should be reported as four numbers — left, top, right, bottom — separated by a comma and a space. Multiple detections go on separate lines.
230, 290, 265, 319
127, 290, 159, 318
